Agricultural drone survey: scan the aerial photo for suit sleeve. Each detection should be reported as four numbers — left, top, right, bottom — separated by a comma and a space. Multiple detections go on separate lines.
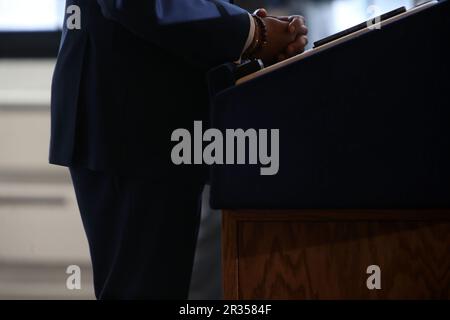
96, 0, 250, 66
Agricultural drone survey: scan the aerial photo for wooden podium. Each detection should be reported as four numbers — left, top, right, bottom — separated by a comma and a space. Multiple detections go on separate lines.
222, 210, 450, 299
207, 1, 450, 300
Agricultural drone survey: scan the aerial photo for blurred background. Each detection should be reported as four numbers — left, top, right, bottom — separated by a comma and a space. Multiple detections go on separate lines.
0, 0, 428, 299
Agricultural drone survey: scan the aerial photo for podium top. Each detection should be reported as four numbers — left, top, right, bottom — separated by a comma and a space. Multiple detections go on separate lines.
208, 0, 450, 209
236, 0, 439, 85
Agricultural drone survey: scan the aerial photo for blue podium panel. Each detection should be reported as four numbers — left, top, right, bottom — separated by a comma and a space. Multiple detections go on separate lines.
209, 0, 450, 209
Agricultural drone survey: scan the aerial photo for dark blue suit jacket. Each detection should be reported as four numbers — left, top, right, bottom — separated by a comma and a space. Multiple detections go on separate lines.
50, 0, 249, 177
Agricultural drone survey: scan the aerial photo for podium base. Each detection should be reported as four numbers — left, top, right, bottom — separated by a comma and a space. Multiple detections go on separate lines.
222, 209, 450, 299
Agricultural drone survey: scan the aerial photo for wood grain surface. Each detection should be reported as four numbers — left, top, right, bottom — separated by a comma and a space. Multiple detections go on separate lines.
222, 210, 450, 299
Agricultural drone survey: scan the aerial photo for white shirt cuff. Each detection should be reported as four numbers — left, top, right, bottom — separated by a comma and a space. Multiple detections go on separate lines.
236, 13, 255, 63
243, 13, 256, 55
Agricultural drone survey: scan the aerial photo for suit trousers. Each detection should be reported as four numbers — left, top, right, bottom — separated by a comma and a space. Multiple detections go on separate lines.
69, 166, 204, 299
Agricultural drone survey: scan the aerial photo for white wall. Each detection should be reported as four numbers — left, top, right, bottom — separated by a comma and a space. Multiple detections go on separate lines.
0, 59, 94, 299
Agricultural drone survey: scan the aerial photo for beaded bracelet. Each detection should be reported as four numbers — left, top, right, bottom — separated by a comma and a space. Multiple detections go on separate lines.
243, 14, 268, 60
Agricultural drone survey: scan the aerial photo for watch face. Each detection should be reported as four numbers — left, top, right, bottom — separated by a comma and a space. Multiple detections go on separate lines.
0, 0, 65, 32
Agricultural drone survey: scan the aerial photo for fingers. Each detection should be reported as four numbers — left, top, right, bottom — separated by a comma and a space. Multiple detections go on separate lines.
288, 16, 308, 35
255, 10, 306, 28
285, 16, 308, 58
296, 15, 306, 27
285, 34, 308, 57
253, 8, 268, 18
275, 15, 291, 22
255, 10, 307, 36
258, 11, 308, 63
